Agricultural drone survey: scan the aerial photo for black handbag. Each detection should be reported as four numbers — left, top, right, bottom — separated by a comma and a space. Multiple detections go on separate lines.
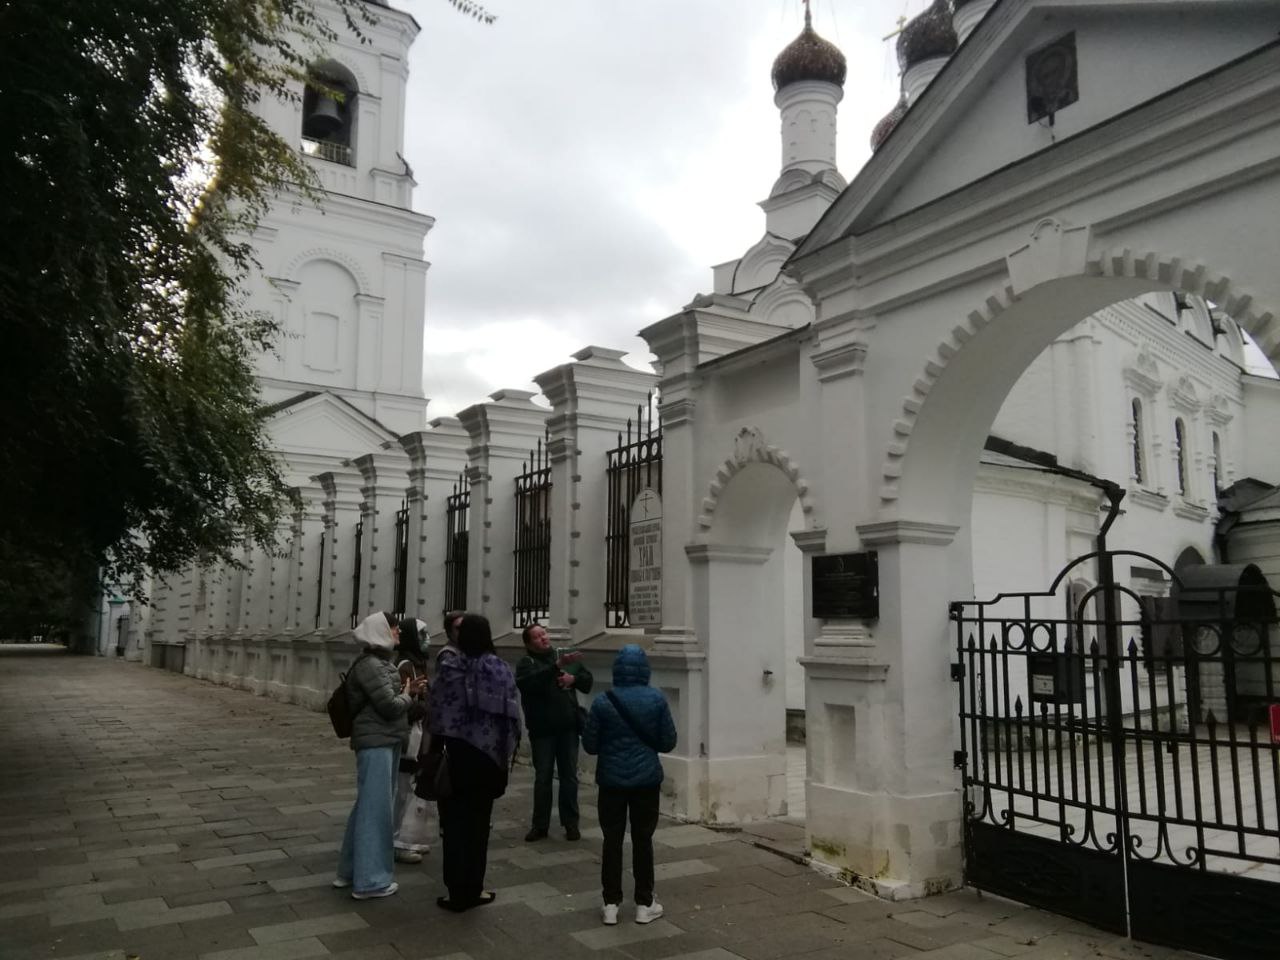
415, 741, 452, 801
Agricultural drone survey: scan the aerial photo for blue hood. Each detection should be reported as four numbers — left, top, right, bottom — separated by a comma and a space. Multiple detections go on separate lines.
612, 644, 651, 687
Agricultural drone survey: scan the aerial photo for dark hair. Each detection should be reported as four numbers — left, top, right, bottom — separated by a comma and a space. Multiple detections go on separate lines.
401, 618, 428, 664
521, 623, 539, 646
443, 610, 463, 641
455, 613, 494, 658
382, 611, 399, 632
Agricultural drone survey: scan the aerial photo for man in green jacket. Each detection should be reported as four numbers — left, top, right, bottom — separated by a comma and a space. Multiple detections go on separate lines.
516, 624, 593, 841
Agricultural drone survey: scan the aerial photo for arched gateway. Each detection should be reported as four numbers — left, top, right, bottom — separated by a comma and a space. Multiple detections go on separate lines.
643, 0, 1280, 941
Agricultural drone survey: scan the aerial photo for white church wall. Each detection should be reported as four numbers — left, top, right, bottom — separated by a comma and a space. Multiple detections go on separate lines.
880, 7, 1280, 223
1241, 375, 1280, 484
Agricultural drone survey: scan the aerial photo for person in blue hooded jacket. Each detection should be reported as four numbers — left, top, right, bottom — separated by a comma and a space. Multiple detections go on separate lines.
582, 644, 677, 926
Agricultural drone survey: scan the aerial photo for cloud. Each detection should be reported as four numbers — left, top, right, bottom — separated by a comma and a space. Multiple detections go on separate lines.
401, 0, 916, 414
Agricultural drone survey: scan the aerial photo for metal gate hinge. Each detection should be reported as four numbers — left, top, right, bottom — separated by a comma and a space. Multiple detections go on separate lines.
953, 750, 966, 770
950, 662, 964, 681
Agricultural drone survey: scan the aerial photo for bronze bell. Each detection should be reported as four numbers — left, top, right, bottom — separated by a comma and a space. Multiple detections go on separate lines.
306, 94, 343, 136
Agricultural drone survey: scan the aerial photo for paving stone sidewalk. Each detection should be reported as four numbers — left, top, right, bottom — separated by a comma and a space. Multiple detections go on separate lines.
0, 646, 1195, 960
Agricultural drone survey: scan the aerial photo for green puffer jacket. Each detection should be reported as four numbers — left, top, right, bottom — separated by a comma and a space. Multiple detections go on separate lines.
345, 651, 411, 751
516, 647, 593, 737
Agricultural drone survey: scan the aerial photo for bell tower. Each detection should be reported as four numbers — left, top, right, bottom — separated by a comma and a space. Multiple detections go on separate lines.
246, 0, 432, 437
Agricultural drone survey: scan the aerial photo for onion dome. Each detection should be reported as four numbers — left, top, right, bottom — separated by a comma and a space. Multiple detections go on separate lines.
870, 96, 908, 152
896, 0, 958, 73
771, 7, 847, 91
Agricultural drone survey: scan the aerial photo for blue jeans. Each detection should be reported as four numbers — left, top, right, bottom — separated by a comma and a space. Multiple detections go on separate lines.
337, 744, 400, 893
530, 731, 579, 831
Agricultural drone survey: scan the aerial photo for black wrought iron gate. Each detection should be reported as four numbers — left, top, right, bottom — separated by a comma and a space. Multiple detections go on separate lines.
953, 510, 1280, 958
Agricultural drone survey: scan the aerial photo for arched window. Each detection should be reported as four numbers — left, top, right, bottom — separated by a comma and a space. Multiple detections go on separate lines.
301, 61, 358, 166
1174, 417, 1188, 496
1130, 398, 1145, 485
1211, 431, 1222, 495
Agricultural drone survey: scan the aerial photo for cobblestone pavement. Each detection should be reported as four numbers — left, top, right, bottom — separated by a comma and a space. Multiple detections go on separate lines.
0, 647, 1196, 960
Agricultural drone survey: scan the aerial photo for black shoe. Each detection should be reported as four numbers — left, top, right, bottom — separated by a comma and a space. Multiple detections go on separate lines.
564, 824, 581, 841
525, 827, 548, 842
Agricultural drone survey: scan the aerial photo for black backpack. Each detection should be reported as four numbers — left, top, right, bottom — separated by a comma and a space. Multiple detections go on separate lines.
327, 653, 368, 738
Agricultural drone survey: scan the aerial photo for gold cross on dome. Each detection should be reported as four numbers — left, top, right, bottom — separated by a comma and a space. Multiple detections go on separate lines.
882, 14, 909, 42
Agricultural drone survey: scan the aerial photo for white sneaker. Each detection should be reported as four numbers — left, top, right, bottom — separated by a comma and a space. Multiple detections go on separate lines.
331, 877, 352, 889
635, 900, 663, 924
394, 849, 423, 864
351, 881, 399, 900
601, 903, 619, 925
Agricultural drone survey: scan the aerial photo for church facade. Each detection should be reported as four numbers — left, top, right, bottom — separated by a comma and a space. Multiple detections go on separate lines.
140, 0, 1280, 927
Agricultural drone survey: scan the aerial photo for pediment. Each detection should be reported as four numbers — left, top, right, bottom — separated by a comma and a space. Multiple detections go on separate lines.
732, 234, 797, 294
265, 391, 399, 461
800, 0, 1280, 252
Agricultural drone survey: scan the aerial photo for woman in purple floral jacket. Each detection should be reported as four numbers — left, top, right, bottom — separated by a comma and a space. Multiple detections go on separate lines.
428, 613, 521, 911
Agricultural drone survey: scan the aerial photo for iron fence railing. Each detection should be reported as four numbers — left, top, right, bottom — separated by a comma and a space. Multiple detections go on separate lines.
314, 528, 326, 629
392, 499, 409, 621
300, 137, 353, 166
605, 394, 662, 627
444, 474, 470, 614
513, 431, 551, 627
349, 518, 363, 629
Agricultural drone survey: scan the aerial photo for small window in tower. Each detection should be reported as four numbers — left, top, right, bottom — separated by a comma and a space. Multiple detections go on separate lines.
1130, 398, 1145, 485
1026, 32, 1078, 125
1211, 431, 1222, 495
1174, 417, 1187, 496
301, 61, 358, 167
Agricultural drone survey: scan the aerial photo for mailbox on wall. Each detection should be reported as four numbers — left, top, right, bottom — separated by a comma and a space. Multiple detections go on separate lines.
1028, 651, 1087, 705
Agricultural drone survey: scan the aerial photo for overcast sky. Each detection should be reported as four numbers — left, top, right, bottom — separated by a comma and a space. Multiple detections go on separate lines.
400, 0, 919, 416
398, 0, 1274, 416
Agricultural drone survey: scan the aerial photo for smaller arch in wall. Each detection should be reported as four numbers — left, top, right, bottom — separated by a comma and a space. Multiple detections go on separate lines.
750, 275, 815, 330
697, 426, 818, 533
281, 247, 372, 296
733, 234, 796, 294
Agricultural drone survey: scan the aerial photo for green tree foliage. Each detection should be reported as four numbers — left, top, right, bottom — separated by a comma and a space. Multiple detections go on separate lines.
0, 0, 416, 635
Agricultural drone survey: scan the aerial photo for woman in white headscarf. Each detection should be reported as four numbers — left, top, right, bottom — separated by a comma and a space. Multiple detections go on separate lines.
333, 612, 426, 899
392, 618, 434, 863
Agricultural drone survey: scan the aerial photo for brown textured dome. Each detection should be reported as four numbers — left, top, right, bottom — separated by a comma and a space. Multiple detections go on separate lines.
771, 11, 847, 91
870, 96, 908, 152
896, 0, 958, 72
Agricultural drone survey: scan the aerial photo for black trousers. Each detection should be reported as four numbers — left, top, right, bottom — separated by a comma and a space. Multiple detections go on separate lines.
530, 730, 580, 830
599, 785, 660, 906
436, 739, 502, 902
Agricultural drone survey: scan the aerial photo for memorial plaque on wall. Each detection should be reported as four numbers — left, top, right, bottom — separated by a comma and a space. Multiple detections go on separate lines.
628, 488, 662, 626
812, 552, 879, 619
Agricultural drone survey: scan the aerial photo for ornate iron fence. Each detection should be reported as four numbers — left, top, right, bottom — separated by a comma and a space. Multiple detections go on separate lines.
953, 539, 1280, 960
513, 431, 551, 627
444, 474, 469, 614
392, 499, 409, 620
314, 528, 326, 629
349, 517, 363, 629
605, 395, 662, 627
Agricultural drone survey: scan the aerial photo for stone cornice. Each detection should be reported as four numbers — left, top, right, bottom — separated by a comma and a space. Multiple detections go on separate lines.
1128, 487, 1170, 512
790, 528, 828, 555
810, 340, 868, 383
856, 519, 959, 547
974, 464, 1103, 514
1173, 499, 1211, 523
1168, 375, 1203, 415
797, 656, 890, 682
685, 544, 773, 565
